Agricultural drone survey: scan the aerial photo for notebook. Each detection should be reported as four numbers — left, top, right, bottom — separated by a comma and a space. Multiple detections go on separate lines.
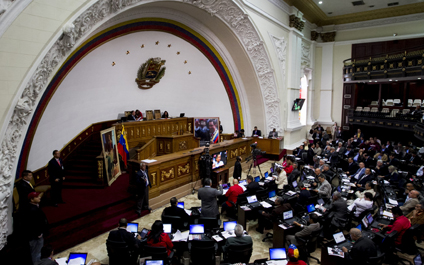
255, 176, 260, 182
269, 248, 287, 260
67, 253, 87, 265
177, 202, 184, 209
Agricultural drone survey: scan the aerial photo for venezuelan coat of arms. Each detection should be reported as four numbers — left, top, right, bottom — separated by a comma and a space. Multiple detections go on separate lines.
135, 57, 166, 89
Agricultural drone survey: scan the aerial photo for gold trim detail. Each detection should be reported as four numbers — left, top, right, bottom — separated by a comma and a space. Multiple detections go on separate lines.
178, 163, 190, 176
161, 168, 174, 181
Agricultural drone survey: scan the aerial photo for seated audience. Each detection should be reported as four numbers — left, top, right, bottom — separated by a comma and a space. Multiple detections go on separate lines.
312, 174, 331, 199
349, 162, 365, 183
348, 192, 374, 217
374, 159, 388, 176
221, 179, 243, 215
107, 218, 142, 251
288, 162, 300, 183
246, 175, 260, 195
297, 182, 311, 205
163, 197, 190, 222
400, 190, 419, 216
406, 203, 424, 225
379, 165, 400, 184
256, 197, 292, 234
286, 214, 320, 246
342, 228, 377, 264
346, 157, 359, 175
35, 245, 57, 265
323, 192, 348, 238
268, 128, 278, 138
284, 159, 294, 174
321, 164, 335, 181
274, 167, 288, 190
379, 207, 411, 246
135, 109, 143, 121
127, 110, 136, 120
222, 224, 252, 252
312, 143, 322, 156
355, 181, 375, 199
146, 220, 174, 255
251, 126, 261, 137
355, 168, 373, 189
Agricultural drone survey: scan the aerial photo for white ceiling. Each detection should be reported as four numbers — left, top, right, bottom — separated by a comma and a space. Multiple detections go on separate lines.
312, 0, 424, 16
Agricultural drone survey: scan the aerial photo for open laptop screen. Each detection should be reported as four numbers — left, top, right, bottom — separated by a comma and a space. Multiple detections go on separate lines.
362, 216, 369, 228
366, 213, 374, 224
269, 190, 276, 198
265, 172, 269, 178
283, 210, 293, 220
292, 181, 298, 188
317, 198, 325, 205
177, 202, 184, 209
163, 224, 172, 234
222, 183, 230, 189
333, 232, 346, 244
190, 224, 204, 234
269, 248, 287, 260
356, 224, 362, 231
223, 221, 237, 232
255, 176, 260, 182
126, 223, 139, 233
247, 195, 258, 204
145, 260, 164, 265
68, 253, 87, 265
414, 253, 422, 265
307, 204, 315, 213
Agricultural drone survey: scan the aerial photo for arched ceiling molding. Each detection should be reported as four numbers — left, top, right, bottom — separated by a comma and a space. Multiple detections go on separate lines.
0, 0, 281, 249
0, 0, 32, 38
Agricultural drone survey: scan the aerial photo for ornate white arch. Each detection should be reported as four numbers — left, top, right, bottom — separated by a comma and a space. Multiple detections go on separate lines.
0, 0, 281, 248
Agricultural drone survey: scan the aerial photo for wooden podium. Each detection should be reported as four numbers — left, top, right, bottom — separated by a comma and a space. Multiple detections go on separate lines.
211, 167, 229, 188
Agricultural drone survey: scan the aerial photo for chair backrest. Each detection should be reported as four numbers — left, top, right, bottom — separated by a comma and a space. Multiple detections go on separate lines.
306, 227, 323, 253
301, 152, 308, 161
390, 109, 399, 117
330, 175, 340, 188
370, 101, 378, 106
106, 239, 134, 265
190, 240, 216, 265
413, 103, 421, 107
381, 108, 389, 113
386, 100, 394, 106
198, 217, 220, 230
227, 243, 253, 263
161, 214, 184, 231
237, 193, 248, 205
363, 107, 370, 112
402, 109, 410, 114
414, 99, 422, 104
366, 249, 385, 265
256, 189, 269, 201
355, 106, 363, 111
143, 245, 169, 260
394, 99, 401, 104
371, 107, 378, 112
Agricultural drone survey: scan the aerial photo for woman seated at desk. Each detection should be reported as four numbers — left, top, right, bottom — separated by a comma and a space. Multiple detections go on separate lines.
146, 220, 174, 255
162, 111, 169, 118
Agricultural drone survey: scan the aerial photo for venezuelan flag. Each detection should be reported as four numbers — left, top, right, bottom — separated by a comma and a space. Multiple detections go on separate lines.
118, 126, 129, 166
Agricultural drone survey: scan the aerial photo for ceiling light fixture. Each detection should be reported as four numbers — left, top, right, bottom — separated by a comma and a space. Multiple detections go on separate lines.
369, 80, 372, 82
319, 1, 323, 4
419, 78, 422, 80
375, 81, 377, 82
389, 79, 392, 81
395, 80, 398, 81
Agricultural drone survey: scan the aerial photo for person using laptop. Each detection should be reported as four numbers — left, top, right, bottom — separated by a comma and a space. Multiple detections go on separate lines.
312, 174, 331, 199
163, 197, 189, 222
286, 214, 320, 247
323, 192, 348, 239
341, 228, 377, 264
34, 245, 57, 265
222, 224, 252, 253
379, 207, 411, 247
297, 182, 311, 206
274, 167, 288, 190
221, 179, 243, 215
107, 218, 142, 253
349, 192, 374, 217
246, 175, 260, 195
146, 220, 174, 255
198, 178, 223, 218
256, 197, 292, 234
406, 203, 424, 225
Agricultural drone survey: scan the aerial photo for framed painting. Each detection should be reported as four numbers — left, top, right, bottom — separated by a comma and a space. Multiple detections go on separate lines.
100, 127, 121, 186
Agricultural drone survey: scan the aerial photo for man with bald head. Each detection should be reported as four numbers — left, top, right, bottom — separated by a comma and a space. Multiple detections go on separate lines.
221, 178, 243, 215
400, 189, 420, 216
342, 228, 377, 264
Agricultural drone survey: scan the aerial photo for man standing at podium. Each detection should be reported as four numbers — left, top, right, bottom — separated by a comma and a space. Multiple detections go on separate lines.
48, 150, 65, 207
135, 162, 152, 216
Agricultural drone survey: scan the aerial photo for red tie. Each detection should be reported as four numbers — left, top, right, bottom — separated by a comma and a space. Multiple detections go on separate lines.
57, 159, 61, 166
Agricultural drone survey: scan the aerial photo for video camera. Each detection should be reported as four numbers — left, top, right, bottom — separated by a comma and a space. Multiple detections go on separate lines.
246, 142, 266, 162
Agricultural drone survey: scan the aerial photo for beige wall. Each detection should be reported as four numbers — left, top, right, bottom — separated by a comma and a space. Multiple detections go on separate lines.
332, 44, 352, 125
313, 46, 322, 120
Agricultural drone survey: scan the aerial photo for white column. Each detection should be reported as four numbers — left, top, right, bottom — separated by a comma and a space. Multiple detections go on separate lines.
317, 43, 334, 125
286, 30, 303, 130
306, 42, 315, 125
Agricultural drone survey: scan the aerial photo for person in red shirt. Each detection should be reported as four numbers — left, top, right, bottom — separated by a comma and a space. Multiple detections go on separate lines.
146, 220, 174, 255
379, 206, 411, 246
221, 179, 244, 215
287, 244, 307, 265
284, 160, 294, 174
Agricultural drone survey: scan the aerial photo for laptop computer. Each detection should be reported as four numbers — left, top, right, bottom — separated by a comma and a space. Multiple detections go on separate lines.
145, 260, 164, 265
177, 202, 184, 209
292, 180, 298, 190
283, 210, 297, 226
270, 167, 274, 173
254, 176, 260, 182
264, 171, 269, 178
223, 221, 237, 232
307, 204, 316, 213
126, 222, 139, 233
414, 252, 422, 265
370, 214, 391, 229
239, 180, 247, 186
139, 228, 149, 239
317, 198, 325, 205
222, 183, 230, 195
68, 253, 88, 265
247, 195, 261, 208
189, 224, 204, 240
333, 232, 352, 249
356, 224, 362, 231
269, 248, 287, 260
163, 223, 173, 239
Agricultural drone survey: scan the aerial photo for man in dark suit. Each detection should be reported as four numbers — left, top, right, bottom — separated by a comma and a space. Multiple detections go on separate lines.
222, 224, 252, 253
108, 218, 142, 253
135, 162, 152, 216
323, 191, 348, 239
363, 153, 375, 168
127, 110, 136, 120
25, 192, 48, 264
47, 150, 65, 206
329, 147, 339, 167
251, 126, 261, 137
343, 147, 354, 159
346, 157, 359, 175
198, 178, 223, 218
288, 162, 300, 184
355, 168, 374, 190
163, 197, 190, 222
322, 164, 335, 181
297, 182, 311, 206
342, 228, 377, 264
16, 170, 35, 212
374, 160, 389, 176
268, 128, 278, 138
233, 156, 242, 179
387, 152, 399, 167
408, 151, 421, 165
295, 145, 305, 159
286, 214, 320, 246
246, 175, 260, 195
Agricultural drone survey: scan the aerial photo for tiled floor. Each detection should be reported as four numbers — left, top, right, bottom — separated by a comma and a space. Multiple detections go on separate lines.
54, 159, 421, 264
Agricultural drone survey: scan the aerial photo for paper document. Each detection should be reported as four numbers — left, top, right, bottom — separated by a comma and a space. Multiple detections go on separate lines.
240, 206, 251, 211
285, 191, 296, 196
278, 224, 289, 230
328, 247, 344, 258
212, 235, 223, 242
221, 231, 236, 239
68, 258, 85, 265
259, 182, 265, 186
270, 197, 277, 202
141, 159, 157, 163
383, 210, 393, 218
266, 260, 288, 265
260, 201, 272, 208
266, 177, 274, 181
55, 258, 67, 265
307, 176, 315, 180
388, 198, 398, 205
184, 209, 192, 215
